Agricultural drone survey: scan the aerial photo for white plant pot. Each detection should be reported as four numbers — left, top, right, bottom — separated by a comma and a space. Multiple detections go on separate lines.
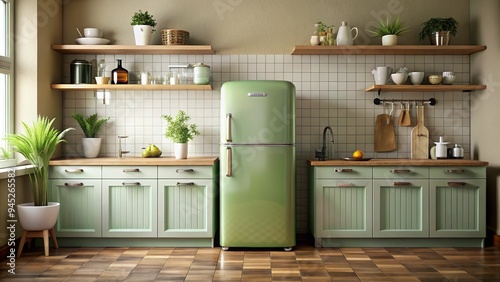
174, 143, 188, 159
133, 25, 153, 45
17, 202, 60, 231
82, 137, 102, 158
382, 34, 398, 46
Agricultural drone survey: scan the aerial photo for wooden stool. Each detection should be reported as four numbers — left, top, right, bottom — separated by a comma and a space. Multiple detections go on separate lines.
17, 228, 58, 257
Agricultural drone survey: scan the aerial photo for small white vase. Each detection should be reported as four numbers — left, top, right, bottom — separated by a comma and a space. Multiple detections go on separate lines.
133, 25, 153, 45
174, 143, 188, 159
17, 202, 60, 231
82, 137, 101, 158
382, 34, 398, 46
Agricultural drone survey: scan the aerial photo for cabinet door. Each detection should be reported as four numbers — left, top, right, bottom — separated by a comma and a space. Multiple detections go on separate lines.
157, 179, 214, 238
49, 179, 102, 237
373, 179, 429, 237
315, 179, 373, 238
429, 179, 486, 237
102, 180, 157, 237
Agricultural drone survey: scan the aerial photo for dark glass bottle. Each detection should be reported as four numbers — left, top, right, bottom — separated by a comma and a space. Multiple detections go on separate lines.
111, 59, 128, 84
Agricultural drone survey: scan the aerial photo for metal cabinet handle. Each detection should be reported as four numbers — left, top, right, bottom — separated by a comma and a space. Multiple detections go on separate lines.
446, 169, 465, 173
65, 169, 84, 173
334, 168, 353, 173
390, 169, 411, 173
226, 147, 232, 177
123, 168, 140, 172
393, 182, 412, 186
122, 182, 141, 186
448, 182, 466, 186
226, 113, 232, 142
64, 182, 84, 187
176, 169, 194, 173
177, 182, 195, 186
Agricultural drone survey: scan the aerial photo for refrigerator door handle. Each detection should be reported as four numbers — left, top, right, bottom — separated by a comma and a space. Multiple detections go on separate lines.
226, 147, 232, 177
226, 113, 232, 142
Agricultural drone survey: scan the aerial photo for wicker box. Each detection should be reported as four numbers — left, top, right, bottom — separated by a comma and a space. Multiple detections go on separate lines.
161, 29, 189, 45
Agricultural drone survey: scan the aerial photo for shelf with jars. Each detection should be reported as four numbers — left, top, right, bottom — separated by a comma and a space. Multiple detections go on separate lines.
52, 44, 215, 55
291, 45, 487, 55
50, 84, 212, 91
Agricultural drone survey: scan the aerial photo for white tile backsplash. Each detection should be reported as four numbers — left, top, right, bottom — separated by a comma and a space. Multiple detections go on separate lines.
62, 54, 471, 234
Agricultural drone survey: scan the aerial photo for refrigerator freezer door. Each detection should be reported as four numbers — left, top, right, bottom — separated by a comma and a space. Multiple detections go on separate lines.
221, 81, 295, 145
220, 145, 295, 248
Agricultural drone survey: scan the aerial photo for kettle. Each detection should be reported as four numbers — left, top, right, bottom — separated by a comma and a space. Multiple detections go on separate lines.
336, 21, 358, 46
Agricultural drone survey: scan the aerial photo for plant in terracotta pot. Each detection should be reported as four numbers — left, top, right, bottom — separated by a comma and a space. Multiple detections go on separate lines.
162, 110, 200, 159
130, 10, 157, 45
368, 16, 409, 46
4, 116, 73, 252
72, 113, 109, 158
418, 17, 458, 45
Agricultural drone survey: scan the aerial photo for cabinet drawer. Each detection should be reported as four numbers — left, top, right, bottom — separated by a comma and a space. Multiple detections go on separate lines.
430, 167, 486, 179
373, 166, 429, 179
49, 166, 101, 179
158, 166, 212, 179
315, 166, 372, 179
102, 166, 157, 179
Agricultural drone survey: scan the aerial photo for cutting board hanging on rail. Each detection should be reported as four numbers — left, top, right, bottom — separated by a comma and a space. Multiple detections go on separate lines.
374, 103, 396, 152
411, 104, 429, 159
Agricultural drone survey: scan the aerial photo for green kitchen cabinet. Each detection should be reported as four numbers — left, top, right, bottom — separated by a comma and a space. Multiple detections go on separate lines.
310, 166, 373, 246
49, 166, 102, 237
429, 167, 486, 238
102, 166, 158, 237
373, 167, 429, 237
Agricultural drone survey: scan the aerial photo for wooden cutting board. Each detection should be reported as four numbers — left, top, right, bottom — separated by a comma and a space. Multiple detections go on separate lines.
374, 112, 396, 152
411, 105, 429, 159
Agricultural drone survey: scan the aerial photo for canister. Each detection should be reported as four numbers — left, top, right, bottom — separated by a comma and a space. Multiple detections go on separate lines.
193, 63, 210, 85
70, 59, 92, 84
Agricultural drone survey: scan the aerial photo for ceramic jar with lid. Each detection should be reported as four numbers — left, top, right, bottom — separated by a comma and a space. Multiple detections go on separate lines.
434, 136, 449, 159
70, 59, 92, 84
452, 144, 464, 159
193, 63, 210, 85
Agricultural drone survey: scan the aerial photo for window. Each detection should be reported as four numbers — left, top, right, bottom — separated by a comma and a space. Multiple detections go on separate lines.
0, 0, 14, 168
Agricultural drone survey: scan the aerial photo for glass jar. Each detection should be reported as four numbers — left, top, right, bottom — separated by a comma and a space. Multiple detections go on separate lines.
193, 63, 210, 85
111, 59, 128, 84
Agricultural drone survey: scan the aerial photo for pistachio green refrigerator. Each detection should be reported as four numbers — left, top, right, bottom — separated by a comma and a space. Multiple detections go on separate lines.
220, 80, 295, 250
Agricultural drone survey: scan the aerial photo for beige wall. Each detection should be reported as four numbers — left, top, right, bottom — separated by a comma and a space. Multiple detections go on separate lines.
470, 0, 500, 236
63, 0, 470, 53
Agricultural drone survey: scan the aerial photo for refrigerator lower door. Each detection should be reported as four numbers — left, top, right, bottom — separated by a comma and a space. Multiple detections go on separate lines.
220, 145, 295, 248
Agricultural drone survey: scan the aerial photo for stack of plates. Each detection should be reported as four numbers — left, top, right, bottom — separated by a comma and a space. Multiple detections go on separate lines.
75, 38, 110, 45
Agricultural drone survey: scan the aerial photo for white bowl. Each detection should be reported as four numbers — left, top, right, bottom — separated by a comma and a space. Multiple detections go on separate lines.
95, 76, 110, 84
83, 28, 103, 38
75, 38, 110, 45
391, 73, 408, 85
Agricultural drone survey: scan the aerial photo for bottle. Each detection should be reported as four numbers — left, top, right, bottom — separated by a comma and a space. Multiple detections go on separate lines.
111, 59, 128, 84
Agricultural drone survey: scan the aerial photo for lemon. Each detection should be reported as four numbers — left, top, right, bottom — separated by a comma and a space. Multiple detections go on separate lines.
352, 150, 363, 159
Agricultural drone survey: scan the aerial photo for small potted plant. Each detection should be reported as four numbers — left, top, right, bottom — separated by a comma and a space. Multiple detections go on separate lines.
130, 10, 157, 45
4, 116, 73, 245
162, 110, 200, 159
368, 16, 409, 46
72, 113, 109, 158
418, 17, 458, 45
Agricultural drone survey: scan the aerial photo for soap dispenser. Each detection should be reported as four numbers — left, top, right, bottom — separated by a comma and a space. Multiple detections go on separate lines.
434, 136, 449, 159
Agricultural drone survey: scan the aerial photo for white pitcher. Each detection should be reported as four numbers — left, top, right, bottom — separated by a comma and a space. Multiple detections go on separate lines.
336, 21, 358, 46
371, 66, 392, 85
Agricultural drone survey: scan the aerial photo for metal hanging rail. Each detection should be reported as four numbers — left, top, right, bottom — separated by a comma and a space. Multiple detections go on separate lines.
373, 98, 436, 106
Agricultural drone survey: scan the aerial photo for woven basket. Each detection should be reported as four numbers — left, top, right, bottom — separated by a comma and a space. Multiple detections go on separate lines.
161, 29, 189, 45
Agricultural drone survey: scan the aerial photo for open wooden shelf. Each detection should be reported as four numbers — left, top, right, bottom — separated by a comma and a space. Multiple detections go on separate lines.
365, 84, 486, 94
51, 84, 212, 91
52, 45, 215, 55
291, 45, 487, 55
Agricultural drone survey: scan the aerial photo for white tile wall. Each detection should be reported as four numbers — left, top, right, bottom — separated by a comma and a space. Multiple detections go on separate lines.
62, 54, 471, 234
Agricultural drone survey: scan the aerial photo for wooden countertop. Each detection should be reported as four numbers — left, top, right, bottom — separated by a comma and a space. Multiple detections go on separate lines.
50, 156, 218, 166
308, 158, 489, 167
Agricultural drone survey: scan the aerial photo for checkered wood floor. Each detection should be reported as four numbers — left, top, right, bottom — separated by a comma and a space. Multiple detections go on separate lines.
1, 244, 499, 281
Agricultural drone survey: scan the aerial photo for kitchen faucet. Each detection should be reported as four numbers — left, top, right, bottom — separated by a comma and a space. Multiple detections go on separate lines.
118, 135, 130, 158
315, 126, 334, 161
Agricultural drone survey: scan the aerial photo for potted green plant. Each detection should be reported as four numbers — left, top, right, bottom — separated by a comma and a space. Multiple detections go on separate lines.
4, 116, 73, 231
368, 16, 409, 46
130, 10, 157, 45
418, 17, 458, 45
72, 113, 109, 158
162, 110, 200, 159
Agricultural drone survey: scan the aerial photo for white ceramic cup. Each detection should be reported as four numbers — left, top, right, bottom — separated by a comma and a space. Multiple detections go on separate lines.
310, 35, 320, 46
371, 66, 391, 85
84, 28, 103, 38
391, 73, 408, 85
409, 71, 425, 85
